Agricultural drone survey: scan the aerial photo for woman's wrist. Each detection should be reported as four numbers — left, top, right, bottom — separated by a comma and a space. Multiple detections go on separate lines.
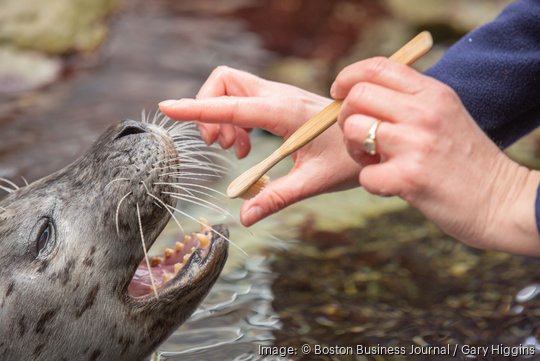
484, 157, 540, 255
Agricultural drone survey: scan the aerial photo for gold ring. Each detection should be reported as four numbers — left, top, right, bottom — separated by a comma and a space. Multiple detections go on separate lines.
362, 120, 381, 155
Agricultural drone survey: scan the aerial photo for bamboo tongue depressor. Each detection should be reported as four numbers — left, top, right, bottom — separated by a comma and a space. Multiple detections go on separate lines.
227, 31, 433, 199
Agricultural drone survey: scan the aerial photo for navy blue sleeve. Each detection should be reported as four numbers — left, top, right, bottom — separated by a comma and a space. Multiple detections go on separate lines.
426, 0, 540, 148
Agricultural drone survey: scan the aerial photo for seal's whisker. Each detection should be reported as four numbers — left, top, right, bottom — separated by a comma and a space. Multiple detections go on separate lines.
170, 151, 217, 166
0, 177, 20, 191
170, 135, 205, 142
158, 172, 212, 180
173, 160, 229, 173
136, 203, 159, 299
174, 150, 230, 162
167, 122, 198, 133
159, 117, 169, 129
166, 121, 182, 133
172, 135, 203, 143
142, 183, 185, 234
159, 172, 221, 180
153, 201, 162, 209
154, 162, 227, 175
169, 148, 224, 158
169, 170, 225, 179
116, 191, 132, 236
164, 117, 175, 130
174, 152, 231, 166
177, 165, 227, 175
164, 192, 232, 218
155, 182, 226, 197
163, 186, 222, 204
158, 113, 169, 128
159, 157, 227, 170
166, 205, 248, 256
169, 131, 202, 139
141, 109, 148, 124
159, 175, 220, 184
151, 148, 215, 167
0, 185, 14, 194
20, 176, 29, 186
151, 109, 164, 126
169, 138, 205, 145
151, 110, 159, 125
105, 177, 131, 190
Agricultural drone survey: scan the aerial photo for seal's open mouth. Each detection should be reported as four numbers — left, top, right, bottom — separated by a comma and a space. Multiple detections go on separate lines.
114, 117, 229, 301
128, 219, 217, 297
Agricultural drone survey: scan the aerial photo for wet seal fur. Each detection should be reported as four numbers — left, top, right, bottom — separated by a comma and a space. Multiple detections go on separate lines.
0, 119, 228, 360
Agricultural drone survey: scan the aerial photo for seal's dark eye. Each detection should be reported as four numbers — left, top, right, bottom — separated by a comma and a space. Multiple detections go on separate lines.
34, 218, 55, 258
37, 223, 51, 254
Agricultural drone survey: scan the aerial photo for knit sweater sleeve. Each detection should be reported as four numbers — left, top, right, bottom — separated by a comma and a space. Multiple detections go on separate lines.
425, 0, 540, 148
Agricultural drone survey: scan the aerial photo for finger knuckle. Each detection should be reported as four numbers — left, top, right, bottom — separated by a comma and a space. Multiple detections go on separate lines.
417, 106, 442, 130
364, 56, 389, 79
265, 189, 288, 213
211, 65, 233, 80
417, 137, 437, 160
214, 65, 230, 73
349, 83, 370, 101
434, 83, 459, 103
400, 157, 426, 195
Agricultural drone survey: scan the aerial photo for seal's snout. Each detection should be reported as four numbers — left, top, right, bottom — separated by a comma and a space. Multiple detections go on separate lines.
115, 120, 148, 140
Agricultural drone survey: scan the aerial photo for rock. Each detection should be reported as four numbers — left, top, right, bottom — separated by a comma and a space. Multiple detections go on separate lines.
383, 0, 512, 32
0, 47, 61, 95
0, 0, 120, 54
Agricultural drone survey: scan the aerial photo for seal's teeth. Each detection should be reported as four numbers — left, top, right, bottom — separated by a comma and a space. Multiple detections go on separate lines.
162, 272, 173, 283
175, 241, 184, 252
190, 246, 196, 253
174, 262, 183, 273
199, 217, 210, 231
183, 253, 191, 263
196, 233, 210, 248
150, 256, 163, 267
183, 235, 190, 243
164, 248, 174, 258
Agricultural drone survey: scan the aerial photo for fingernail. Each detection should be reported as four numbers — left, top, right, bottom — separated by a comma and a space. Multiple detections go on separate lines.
158, 100, 178, 107
235, 139, 246, 159
330, 82, 337, 98
198, 125, 210, 144
243, 206, 263, 226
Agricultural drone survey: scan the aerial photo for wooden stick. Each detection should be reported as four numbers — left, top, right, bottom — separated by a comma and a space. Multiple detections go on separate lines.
227, 31, 433, 199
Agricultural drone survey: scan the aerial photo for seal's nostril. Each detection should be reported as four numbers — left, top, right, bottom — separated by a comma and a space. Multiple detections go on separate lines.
115, 125, 147, 140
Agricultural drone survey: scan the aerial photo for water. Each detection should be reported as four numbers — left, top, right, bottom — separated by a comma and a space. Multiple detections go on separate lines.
151, 256, 281, 361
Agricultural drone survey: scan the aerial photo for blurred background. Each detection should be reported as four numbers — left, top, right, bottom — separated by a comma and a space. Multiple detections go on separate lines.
2, 1, 540, 360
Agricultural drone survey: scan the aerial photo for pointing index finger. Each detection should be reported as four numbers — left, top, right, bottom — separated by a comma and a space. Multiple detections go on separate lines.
159, 97, 292, 136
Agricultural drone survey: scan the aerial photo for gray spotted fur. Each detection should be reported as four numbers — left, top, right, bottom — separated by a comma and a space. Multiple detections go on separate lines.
0, 120, 228, 361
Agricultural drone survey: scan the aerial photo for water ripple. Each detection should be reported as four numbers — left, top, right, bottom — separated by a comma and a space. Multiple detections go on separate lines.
152, 256, 281, 361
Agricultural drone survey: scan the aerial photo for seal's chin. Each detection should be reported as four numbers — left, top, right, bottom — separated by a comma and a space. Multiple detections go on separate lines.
127, 219, 225, 298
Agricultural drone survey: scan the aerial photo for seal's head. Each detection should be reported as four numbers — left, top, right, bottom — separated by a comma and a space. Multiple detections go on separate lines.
0, 118, 228, 360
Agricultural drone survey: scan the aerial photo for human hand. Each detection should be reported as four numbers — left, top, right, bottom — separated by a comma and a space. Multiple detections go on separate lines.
332, 57, 540, 254
159, 66, 362, 226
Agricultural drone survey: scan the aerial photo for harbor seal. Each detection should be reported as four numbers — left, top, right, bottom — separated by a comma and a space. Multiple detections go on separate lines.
0, 117, 229, 360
